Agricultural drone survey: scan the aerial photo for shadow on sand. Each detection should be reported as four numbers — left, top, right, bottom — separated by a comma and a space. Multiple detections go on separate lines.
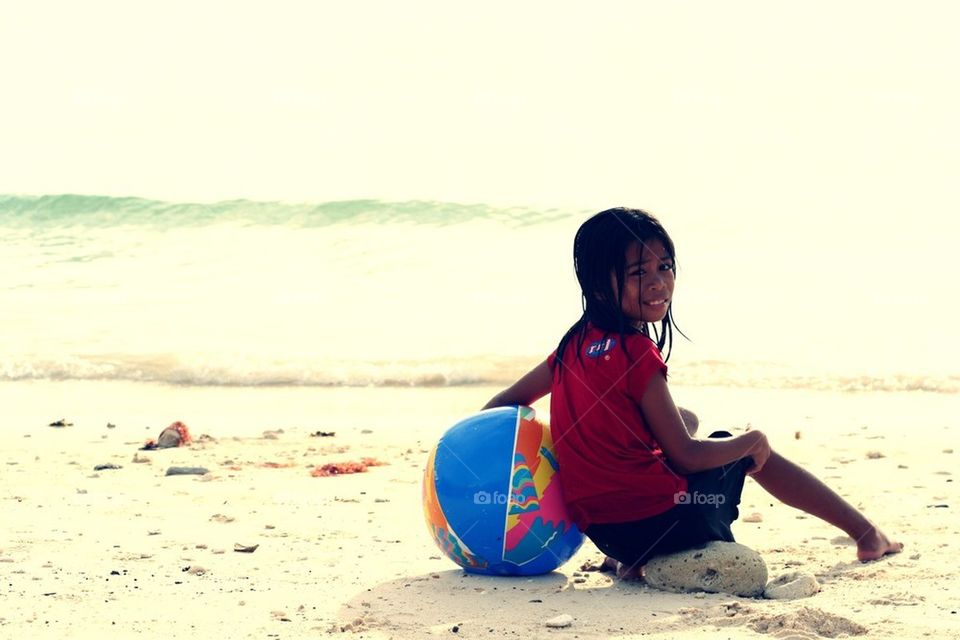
334, 567, 705, 637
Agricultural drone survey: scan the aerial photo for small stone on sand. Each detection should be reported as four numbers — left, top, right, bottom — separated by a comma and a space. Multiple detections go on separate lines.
743, 512, 763, 523
157, 428, 185, 448
644, 542, 768, 597
544, 614, 573, 628
165, 466, 209, 476
866, 451, 885, 459
764, 571, 820, 599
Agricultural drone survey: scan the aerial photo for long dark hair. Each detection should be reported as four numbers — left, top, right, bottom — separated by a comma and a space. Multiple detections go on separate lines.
555, 207, 684, 371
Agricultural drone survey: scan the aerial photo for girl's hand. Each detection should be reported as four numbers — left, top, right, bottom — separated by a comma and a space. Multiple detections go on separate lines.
745, 430, 771, 475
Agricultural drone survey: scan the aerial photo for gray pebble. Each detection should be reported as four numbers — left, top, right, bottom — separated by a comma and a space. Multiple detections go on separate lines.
165, 466, 209, 476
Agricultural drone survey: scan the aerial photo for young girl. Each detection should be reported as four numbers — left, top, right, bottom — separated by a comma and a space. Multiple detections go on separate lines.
483, 207, 901, 578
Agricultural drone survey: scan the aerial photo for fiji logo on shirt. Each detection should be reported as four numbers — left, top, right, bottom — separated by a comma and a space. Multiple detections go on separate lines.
585, 338, 617, 358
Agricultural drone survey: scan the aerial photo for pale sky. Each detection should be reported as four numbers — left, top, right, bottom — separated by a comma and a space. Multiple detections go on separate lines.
1, 1, 958, 212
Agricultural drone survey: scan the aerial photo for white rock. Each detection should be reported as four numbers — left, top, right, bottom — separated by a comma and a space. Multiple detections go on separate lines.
763, 571, 820, 599
644, 542, 768, 597
544, 614, 573, 628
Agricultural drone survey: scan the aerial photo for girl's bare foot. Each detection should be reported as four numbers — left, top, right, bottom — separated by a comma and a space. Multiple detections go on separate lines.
599, 555, 643, 580
856, 527, 903, 562
616, 562, 643, 581
601, 555, 619, 573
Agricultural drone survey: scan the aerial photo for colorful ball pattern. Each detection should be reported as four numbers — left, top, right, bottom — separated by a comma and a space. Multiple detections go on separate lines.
422, 406, 584, 575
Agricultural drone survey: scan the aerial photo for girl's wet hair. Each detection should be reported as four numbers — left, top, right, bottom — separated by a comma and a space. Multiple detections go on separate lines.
555, 207, 683, 371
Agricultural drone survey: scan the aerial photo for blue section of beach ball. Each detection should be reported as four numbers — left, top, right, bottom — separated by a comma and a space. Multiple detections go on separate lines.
433, 408, 515, 569
429, 406, 584, 576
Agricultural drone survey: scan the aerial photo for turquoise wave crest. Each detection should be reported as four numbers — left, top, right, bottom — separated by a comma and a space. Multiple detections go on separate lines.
0, 194, 573, 229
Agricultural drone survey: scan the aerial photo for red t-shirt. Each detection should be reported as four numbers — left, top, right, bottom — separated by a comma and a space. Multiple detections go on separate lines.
547, 323, 688, 529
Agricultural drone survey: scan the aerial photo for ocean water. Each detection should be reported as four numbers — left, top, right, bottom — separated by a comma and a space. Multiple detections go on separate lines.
1, 194, 957, 394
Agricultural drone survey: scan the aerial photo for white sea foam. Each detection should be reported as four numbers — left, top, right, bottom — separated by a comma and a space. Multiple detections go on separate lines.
1, 195, 955, 392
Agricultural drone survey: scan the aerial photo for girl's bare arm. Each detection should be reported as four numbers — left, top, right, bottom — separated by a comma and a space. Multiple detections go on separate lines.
640, 372, 770, 474
482, 359, 552, 410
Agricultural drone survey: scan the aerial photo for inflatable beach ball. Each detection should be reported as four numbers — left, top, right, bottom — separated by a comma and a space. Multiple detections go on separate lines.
422, 406, 584, 576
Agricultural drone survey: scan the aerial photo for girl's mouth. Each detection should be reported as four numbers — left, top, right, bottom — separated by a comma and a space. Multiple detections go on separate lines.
644, 299, 669, 307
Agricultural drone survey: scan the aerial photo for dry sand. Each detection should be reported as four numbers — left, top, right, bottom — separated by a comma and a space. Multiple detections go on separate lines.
0, 381, 957, 639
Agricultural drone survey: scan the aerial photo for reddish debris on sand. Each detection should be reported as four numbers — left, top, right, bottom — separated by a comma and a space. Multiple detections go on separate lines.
310, 457, 387, 477
311, 461, 367, 477
166, 421, 192, 445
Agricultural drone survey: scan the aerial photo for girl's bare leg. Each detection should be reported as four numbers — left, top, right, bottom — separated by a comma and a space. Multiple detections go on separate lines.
751, 451, 903, 561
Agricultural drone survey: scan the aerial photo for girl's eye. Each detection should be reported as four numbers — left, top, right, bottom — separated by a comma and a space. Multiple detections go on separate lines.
629, 262, 672, 277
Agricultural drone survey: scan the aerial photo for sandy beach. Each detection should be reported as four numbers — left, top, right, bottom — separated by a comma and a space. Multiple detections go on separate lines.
0, 381, 956, 639
5, 0, 960, 636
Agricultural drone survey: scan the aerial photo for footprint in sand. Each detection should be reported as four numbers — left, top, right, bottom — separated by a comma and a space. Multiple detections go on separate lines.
867, 592, 926, 606
679, 603, 867, 638
748, 606, 867, 637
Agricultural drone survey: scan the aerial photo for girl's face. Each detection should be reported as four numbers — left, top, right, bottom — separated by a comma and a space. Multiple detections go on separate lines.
615, 239, 675, 325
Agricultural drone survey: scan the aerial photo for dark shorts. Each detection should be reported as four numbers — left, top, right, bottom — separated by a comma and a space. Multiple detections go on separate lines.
584, 431, 752, 570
